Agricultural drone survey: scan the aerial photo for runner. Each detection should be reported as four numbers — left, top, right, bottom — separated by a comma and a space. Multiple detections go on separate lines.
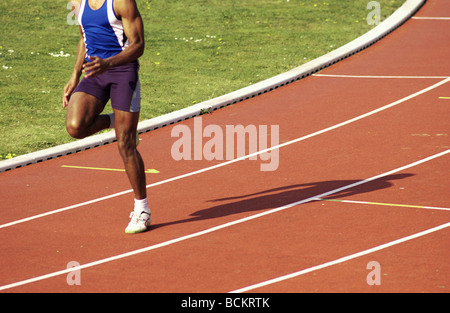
62, 0, 151, 234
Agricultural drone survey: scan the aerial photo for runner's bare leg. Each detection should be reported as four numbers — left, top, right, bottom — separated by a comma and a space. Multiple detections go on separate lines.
65, 92, 110, 139
114, 109, 147, 200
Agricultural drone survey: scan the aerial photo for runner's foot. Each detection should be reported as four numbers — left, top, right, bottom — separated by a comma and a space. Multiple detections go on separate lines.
125, 211, 151, 234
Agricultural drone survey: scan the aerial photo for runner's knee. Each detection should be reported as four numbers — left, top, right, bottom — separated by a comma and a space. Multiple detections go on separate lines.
65, 118, 87, 139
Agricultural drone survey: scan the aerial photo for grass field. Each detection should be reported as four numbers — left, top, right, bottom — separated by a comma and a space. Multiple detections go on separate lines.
0, 0, 404, 159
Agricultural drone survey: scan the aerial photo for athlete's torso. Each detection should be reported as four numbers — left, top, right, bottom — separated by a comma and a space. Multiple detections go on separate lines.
77, 0, 128, 61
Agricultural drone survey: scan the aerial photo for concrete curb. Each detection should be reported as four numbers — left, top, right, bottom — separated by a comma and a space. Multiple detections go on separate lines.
0, 0, 426, 173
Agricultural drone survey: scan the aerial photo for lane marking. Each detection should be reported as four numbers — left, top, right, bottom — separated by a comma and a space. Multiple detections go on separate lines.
412, 17, 450, 20
317, 198, 450, 212
230, 221, 450, 293
439, 97, 450, 100
1, 78, 449, 230
61, 165, 160, 174
0, 149, 449, 291
313, 74, 450, 79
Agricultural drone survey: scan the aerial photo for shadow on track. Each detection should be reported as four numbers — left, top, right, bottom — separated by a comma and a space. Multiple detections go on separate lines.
150, 173, 414, 230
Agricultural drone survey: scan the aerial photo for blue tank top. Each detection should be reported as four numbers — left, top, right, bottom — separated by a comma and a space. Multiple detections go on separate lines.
78, 0, 128, 62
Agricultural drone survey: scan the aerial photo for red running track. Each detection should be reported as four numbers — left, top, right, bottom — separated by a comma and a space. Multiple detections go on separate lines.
0, 0, 449, 294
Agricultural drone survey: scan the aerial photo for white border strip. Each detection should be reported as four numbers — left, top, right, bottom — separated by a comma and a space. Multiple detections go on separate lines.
0, 148, 448, 292
0, 0, 426, 173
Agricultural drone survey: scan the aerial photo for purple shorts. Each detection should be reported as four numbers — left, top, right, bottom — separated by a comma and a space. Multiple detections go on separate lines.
74, 61, 141, 112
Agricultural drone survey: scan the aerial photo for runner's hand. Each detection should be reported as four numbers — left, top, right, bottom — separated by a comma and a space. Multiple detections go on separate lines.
63, 77, 79, 108
83, 56, 110, 78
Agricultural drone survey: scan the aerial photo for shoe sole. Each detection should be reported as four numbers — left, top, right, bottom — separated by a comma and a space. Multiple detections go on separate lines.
125, 227, 148, 234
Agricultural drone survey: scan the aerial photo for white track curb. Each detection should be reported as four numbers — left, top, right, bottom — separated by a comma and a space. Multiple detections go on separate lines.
0, 0, 426, 173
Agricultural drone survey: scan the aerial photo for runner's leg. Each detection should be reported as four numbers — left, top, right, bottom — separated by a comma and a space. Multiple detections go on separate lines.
114, 109, 147, 200
65, 92, 110, 139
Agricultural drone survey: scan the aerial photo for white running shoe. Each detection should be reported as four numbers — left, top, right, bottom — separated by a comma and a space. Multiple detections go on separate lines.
125, 211, 151, 234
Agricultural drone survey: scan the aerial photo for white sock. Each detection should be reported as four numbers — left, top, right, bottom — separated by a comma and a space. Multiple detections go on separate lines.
108, 113, 115, 129
134, 198, 150, 214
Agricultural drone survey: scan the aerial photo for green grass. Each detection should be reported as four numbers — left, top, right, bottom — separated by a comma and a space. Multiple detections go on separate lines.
0, 0, 404, 159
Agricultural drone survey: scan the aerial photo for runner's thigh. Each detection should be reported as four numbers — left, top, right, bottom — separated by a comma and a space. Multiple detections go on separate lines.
66, 91, 106, 127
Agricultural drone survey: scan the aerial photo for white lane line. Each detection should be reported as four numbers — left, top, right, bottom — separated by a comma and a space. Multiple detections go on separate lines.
412, 17, 450, 20
1, 78, 449, 230
230, 220, 450, 293
313, 74, 450, 79
1, 149, 449, 292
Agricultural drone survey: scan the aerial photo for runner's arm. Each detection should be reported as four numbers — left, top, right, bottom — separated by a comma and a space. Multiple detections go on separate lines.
63, 28, 87, 108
